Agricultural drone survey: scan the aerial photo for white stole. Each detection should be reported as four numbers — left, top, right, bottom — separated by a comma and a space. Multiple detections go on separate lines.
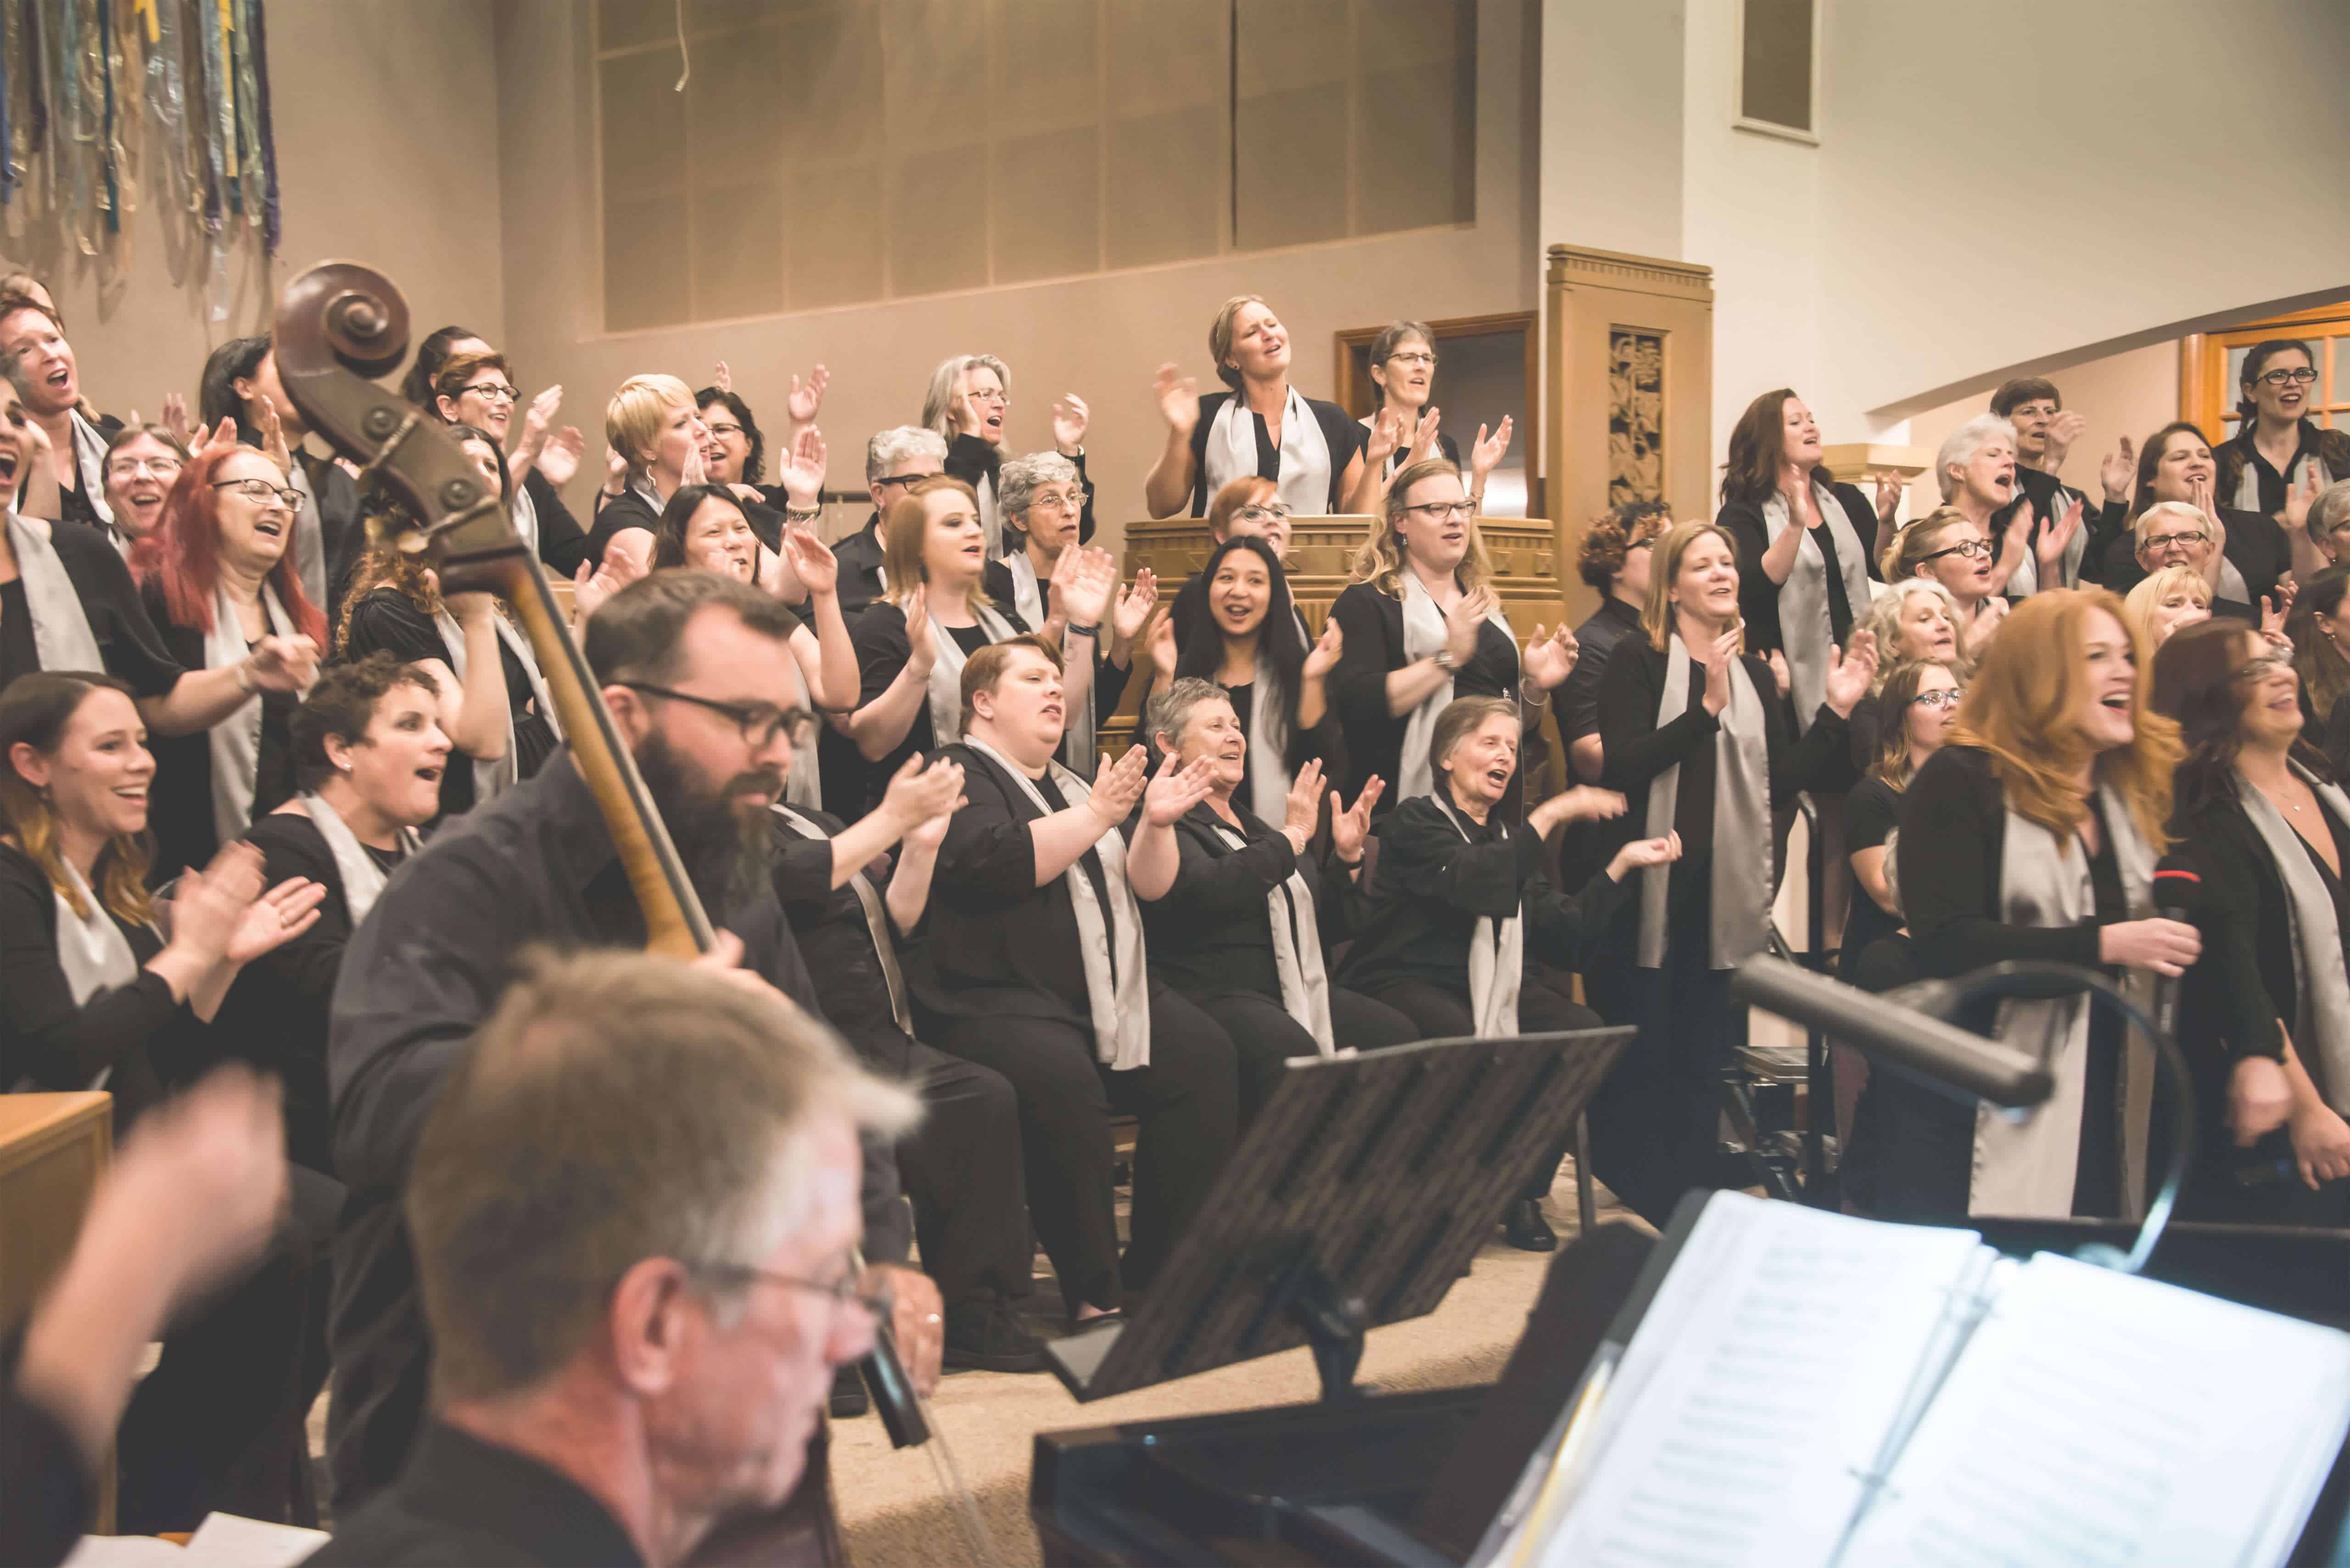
964, 736, 1152, 1068
1241, 671, 1293, 826
1637, 633, 1774, 970
5, 510, 105, 670
286, 456, 327, 610
510, 477, 541, 555
53, 857, 141, 1092
204, 580, 301, 848
433, 606, 561, 803
2233, 764, 2350, 1116
1206, 386, 1332, 517
1396, 569, 1516, 803
1761, 478, 1871, 732
921, 602, 1022, 748
976, 469, 1003, 560
1209, 815, 1333, 1053
782, 632, 821, 810
298, 793, 417, 927
773, 803, 912, 1034
1427, 790, 1524, 1038
2007, 481, 2091, 596
1970, 783, 2157, 1219
67, 408, 112, 530
2233, 440, 2335, 514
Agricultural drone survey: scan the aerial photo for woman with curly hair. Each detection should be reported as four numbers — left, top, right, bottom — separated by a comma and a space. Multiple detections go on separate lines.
1564, 499, 1671, 784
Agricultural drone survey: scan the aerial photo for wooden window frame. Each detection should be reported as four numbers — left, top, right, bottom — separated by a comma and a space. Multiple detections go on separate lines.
2180, 298, 2350, 440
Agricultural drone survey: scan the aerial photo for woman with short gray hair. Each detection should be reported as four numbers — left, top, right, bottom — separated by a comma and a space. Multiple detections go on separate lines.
922, 353, 1095, 557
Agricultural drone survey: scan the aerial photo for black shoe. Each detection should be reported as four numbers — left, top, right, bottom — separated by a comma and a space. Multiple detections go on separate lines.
1502, 1197, 1558, 1252
944, 1303, 1051, 1373
829, 1364, 870, 1418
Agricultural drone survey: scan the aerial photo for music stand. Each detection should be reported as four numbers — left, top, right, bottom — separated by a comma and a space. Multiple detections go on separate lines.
1045, 1028, 1634, 1406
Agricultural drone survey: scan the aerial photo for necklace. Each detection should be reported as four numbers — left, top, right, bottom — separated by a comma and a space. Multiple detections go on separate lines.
2253, 774, 2310, 814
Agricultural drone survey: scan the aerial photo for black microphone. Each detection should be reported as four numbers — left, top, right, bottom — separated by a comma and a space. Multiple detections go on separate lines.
2150, 852, 2201, 1044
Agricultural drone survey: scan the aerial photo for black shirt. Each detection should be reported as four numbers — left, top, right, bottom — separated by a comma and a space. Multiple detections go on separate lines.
521, 468, 593, 581
833, 513, 887, 619
1185, 391, 1366, 516
1142, 799, 1360, 1001
583, 486, 660, 567
1563, 595, 1643, 747
0, 519, 187, 697
138, 580, 300, 883
1840, 775, 1904, 981
304, 1418, 643, 1567
2218, 421, 2350, 520
43, 411, 123, 533
846, 603, 1033, 824
0, 1330, 91, 1568
324, 754, 908, 1509
1715, 483, 1879, 660
1326, 579, 1519, 811
340, 589, 559, 820
0, 843, 201, 1130
1338, 790, 1632, 994
769, 804, 911, 1063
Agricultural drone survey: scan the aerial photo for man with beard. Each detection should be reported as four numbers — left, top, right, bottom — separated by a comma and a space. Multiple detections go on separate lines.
322, 569, 942, 1512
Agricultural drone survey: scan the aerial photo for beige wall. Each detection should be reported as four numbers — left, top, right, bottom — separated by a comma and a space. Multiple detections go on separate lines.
0, 1, 503, 426
1898, 340, 2181, 520
495, 0, 1541, 566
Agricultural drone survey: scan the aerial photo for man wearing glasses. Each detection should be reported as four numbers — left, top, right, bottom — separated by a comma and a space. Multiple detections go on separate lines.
325, 571, 944, 1515
2218, 339, 2350, 522
836, 426, 948, 619
308, 945, 920, 1564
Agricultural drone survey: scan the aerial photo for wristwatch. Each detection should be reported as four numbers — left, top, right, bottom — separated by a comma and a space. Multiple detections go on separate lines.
1431, 650, 1457, 670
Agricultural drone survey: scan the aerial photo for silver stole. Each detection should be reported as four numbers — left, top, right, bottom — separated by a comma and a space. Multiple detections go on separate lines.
203, 579, 302, 849
2232, 765, 2350, 1115
53, 857, 142, 1092
773, 804, 911, 1034
1760, 478, 1870, 732
1636, 634, 1773, 971
1209, 816, 1334, 1053
298, 793, 418, 927
1427, 791, 1524, 1038
1206, 385, 1332, 516
921, 602, 1022, 748
1396, 568, 1516, 802
5, 511, 105, 670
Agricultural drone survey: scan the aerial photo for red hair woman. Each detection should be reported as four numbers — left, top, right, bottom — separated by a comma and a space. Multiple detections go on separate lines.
129, 443, 327, 882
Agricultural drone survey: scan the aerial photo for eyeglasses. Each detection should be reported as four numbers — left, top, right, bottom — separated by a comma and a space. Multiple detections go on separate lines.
2256, 367, 2319, 387
2232, 653, 2291, 682
1234, 502, 1293, 525
703, 420, 744, 439
106, 455, 182, 480
2142, 530, 2210, 551
210, 478, 303, 509
464, 382, 521, 404
1626, 537, 1657, 553
1028, 488, 1084, 513
1919, 538, 1995, 563
617, 682, 810, 748
874, 472, 929, 491
1406, 501, 1477, 522
963, 387, 1008, 405
685, 1255, 890, 1326
1906, 687, 1963, 711
1385, 351, 1437, 368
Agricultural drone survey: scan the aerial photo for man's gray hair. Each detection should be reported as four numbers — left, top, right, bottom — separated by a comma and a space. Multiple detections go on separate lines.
407, 949, 919, 1403
1935, 413, 2017, 501
865, 424, 947, 485
2135, 499, 2211, 547
1144, 676, 1232, 753
919, 354, 1012, 443
997, 452, 1080, 529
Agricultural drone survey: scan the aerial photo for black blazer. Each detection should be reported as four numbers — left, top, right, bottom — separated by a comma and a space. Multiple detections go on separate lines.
1713, 480, 1880, 660
1185, 390, 1365, 516
1326, 579, 1519, 810
1141, 799, 1364, 1001
0, 517, 188, 698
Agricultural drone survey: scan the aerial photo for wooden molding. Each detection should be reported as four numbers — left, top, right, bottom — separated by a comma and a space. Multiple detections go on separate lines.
1819, 443, 1930, 484
1544, 243, 1715, 302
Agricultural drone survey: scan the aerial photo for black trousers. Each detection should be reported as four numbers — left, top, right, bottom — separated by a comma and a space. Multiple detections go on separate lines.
1358, 975, 1598, 1201
850, 1027, 1033, 1316
933, 989, 1238, 1314
1190, 985, 1423, 1123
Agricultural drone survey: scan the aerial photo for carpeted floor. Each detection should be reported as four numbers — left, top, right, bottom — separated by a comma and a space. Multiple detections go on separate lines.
831, 1163, 1643, 1568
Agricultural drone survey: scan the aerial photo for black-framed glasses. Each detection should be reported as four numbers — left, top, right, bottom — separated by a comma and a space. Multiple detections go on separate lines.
2256, 367, 2319, 387
1920, 538, 1995, 563
685, 1255, 889, 1325
617, 682, 810, 748
1905, 687, 1963, 711
1384, 350, 1437, 368
211, 477, 302, 509
1234, 502, 1293, 525
464, 381, 522, 404
873, 472, 930, 491
1406, 500, 1476, 522
2143, 530, 2210, 551
703, 419, 744, 439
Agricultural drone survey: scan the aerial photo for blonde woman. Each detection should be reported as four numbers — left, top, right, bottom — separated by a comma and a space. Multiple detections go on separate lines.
1845, 576, 1972, 768
2122, 564, 2214, 648
921, 352, 1095, 558
588, 373, 708, 566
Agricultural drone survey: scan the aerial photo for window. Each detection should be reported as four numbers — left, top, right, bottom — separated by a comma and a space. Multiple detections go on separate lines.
593, 0, 1477, 330
1736, 0, 1816, 143
2182, 301, 2350, 442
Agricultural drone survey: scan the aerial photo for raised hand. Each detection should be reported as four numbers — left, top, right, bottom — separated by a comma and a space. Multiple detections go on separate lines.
604, 444, 631, 498
2100, 435, 2136, 503
1146, 609, 1177, 682
1087, 743, 1152, 826
514, 385, 562, 466
1522, 621, 1578, 692
2290, 1100, 2350, 1191
1154, 363, 1199, 435
1302, 615, 1343, 681
2286, 463, 2320, 535
1606, 831, 1683, 881
1540, 784, 1628, 826
1283, 757, 1325, 845
881, 753, 967, 834
1444, 587, 1492, 666
1112, 567, 1158, 644
1767, 647, 1791, 700
1964, 595, 2009, 658
783, 525, 839, 598
2038, 495, 2086, 569
1699, 625, 1739, 717
254, 395, 293, 476
1822, 630, 1879, 717
170, 843, 269, 966
183, 415, 237, 460
1364, 406, 1404, 469
226, 876, 328, 965
787, 364, 829, 425
539, 424, 585, 490
680, 436, 710, 489
1329, 776, 1384, 864
160, 391, 193, 447
1407, 406, 1444, 465
2045, 409, 2087, 468
1059, 547, 1119, 630
1143, 748, 1220, 827
1052, 393, 1091, 456
1873, 468, 1905, 526
2003, 498, 2035, 565
1469, 415, 1513, 483
571, 544, 646, 622
247, 632, 319, 694
780, 424, 828, 510
711, 361, 733, 396
903, 584, 937, 676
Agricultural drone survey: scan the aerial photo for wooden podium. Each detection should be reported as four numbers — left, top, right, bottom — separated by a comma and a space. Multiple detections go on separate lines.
1, 1091, 114, 1530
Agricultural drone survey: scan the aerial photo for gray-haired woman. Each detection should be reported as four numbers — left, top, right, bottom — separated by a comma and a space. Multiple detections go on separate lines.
922, 353, 1095, 557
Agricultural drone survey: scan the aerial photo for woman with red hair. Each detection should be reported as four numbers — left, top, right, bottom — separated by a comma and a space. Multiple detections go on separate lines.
129, 444, 327, 881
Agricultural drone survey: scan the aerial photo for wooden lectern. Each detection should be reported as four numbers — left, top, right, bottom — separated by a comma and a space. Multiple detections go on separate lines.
0, 1091, 114, 1530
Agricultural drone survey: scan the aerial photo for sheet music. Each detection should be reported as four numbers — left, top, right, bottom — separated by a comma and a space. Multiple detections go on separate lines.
1537, 1194, 1989, 1568
1843, 1252, 2350, 1568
